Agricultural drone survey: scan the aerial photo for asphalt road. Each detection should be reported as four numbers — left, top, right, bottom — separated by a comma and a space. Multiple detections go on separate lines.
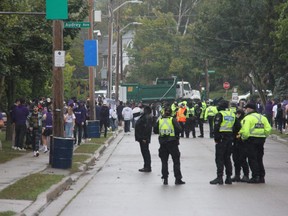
40, 124, 288, 216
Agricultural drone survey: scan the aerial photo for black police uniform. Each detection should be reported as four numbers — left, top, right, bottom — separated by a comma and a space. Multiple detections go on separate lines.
154, 112, 185, 185
210, 102, 239, 185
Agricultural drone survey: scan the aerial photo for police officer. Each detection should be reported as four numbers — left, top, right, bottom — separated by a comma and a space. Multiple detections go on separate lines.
135, 106, 153, 172
194, 101, 204, 137
239, 103, 271, 183
231, 109, 250, 182
176, 103, 187, 137
204, 102, 218, 138
210, 100, 237, 185
154, 107, 185, 185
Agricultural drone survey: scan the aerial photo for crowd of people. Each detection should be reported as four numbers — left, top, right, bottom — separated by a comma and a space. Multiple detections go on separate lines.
3, 94, 288, 185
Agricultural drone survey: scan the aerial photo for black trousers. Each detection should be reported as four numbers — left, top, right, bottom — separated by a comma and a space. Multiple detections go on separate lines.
124, 120, 130, 132
232, 139, 249, 176
31, 128, 41, 151
215, 134, 233, 177
245, 137, 266, 178
178, 122, 185, 137
100, 120, 108, 137
198, 118, 204, 136
185, 126, 196, 138
158, 140, 182, 180
139, 140, 151, 169
207, 116, 215, 138
15, 124, 27, 149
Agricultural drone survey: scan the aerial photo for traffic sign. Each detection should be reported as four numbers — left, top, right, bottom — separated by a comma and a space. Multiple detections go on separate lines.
64, 22, 91, 28
232, 92, 238, 102
223, 82, 230, 90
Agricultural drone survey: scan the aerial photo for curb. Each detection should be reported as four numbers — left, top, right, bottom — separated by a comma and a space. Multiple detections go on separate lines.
21, 129, 122, 216
269, 134, 288, 144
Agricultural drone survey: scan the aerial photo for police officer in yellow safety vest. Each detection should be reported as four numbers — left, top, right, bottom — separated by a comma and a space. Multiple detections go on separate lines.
154, 107, 185, 186
210, 100, 238, 185
194, 101, 204, 137
171, 101, 178, 117
239, 103, 271, 184
204, 103, 218, 138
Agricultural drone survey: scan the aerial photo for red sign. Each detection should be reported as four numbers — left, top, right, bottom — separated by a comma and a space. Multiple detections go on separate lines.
223, 82, 230, 90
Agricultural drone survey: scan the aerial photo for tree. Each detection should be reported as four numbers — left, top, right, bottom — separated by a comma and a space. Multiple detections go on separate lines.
0, 0, 88, 140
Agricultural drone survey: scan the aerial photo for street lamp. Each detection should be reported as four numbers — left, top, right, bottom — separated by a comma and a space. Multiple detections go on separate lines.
115, 22, 142, 101
107, 0, 142, 99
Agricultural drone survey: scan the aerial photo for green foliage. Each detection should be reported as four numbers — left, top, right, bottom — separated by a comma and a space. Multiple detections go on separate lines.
0, 0, 88, 111
63, 52, 76, 100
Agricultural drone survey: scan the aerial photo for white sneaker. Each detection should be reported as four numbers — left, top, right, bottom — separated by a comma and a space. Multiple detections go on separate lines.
36, 151, 39, 157
33, 151, 36, 157
12, 146, 17, 150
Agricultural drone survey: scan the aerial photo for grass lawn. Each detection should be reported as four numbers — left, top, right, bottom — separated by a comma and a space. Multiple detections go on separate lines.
0, 129, 114, 201
0, 211, 16, 216
0, 132, 27, 164
0, 173, 64, 200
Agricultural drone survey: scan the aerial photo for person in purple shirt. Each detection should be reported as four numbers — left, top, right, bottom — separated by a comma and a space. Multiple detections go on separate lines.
73, 101, 86, 145
13, 98, 29, 151
264, 100, 273, 126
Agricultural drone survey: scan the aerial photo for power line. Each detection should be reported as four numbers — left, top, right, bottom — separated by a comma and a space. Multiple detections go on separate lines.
0, 11, 45, 15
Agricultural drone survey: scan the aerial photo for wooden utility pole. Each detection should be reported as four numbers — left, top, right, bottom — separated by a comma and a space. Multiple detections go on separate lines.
88, 0, 96, 120
205, 59, 209, 101
52, 20, 64, 137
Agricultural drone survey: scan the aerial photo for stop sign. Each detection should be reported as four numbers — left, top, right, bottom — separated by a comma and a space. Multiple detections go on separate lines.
223, 82, 230, 90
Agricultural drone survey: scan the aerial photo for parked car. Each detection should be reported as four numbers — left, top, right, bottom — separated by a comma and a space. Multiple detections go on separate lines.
237, 90, 272, 102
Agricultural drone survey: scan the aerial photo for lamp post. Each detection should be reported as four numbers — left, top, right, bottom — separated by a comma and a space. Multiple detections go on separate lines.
107, 0, 142, 99
115, 22, 142, 101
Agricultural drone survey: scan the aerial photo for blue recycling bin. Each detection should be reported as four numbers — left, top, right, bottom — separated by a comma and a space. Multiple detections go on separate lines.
86, 120, 100, 138
51, 137, 74, 169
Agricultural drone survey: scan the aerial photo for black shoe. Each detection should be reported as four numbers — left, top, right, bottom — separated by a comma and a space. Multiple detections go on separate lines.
163, 178, 168, 185
138, 168, 151, 172
175, 179, 185, 185
198, 135, 204, 138
210, 177, 223, 185
259, 177, 265, 184
231, 175, 241, 182
240, 175, 249, 182
225, 176, 232, 184
248, 177, 260, 184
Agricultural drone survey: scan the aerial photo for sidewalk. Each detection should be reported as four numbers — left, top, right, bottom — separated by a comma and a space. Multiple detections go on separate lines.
0, 130, 120, 215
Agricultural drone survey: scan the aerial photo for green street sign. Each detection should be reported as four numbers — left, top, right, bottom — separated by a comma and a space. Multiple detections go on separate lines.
208, 70, 215, 74
64, 22, 91, 28
46, 0, 68, 20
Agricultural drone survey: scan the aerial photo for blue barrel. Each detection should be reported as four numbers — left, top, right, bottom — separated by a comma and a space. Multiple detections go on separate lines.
52, 137, 74, 169
86, 120, 100, 138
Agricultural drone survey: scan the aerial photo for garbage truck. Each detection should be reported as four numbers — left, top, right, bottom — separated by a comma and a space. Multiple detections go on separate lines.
119, 77, 200, 103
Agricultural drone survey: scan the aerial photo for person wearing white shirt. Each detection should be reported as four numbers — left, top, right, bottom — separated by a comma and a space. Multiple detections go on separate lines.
272, 102, 278, 128
122, 104, 133, 133
64, 107, 76, 138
